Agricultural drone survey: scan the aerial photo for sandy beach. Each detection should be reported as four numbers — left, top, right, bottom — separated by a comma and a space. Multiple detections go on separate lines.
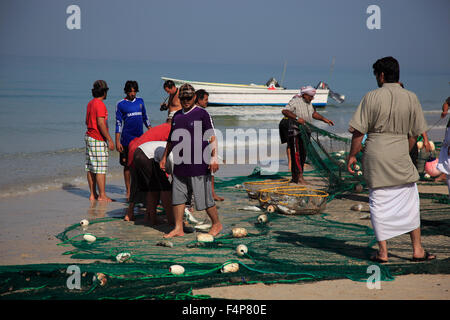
0, 162, 449, 300
1, 0, 449, 305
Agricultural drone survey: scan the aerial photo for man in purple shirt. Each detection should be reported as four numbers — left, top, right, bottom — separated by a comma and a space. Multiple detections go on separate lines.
159, 84, 222, 238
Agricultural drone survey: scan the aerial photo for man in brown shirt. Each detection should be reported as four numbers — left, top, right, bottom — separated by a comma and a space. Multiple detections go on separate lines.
347, 57, 435, 263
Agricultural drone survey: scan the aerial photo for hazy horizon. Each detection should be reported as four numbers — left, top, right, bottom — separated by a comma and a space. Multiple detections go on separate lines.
1, 0, 449, 73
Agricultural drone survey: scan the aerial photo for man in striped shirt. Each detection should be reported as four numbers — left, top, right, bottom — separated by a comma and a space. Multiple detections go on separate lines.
282, 86, 334, 184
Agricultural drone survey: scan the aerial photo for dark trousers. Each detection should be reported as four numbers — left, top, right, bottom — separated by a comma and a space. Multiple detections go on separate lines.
287, 133, 308, 182
129, 149, 171, 203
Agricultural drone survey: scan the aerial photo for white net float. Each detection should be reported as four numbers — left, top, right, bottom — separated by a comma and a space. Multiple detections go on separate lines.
116, 252, 131, 263
197, 233, 214, 242
80, 219, 89, 227
236, 244, 248, 256
351, 204, 363, 211
232, 227, 248, 238
83, 234, 96, 243
257, 214, 268, 223
169, 265, 185, 275
221, 262, 239, 273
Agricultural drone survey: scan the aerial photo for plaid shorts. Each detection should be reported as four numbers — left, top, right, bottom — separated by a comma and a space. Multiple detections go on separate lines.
85, 135, 109, 174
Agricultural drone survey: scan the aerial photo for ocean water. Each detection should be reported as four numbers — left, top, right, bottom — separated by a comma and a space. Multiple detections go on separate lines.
0, 55, 448, 197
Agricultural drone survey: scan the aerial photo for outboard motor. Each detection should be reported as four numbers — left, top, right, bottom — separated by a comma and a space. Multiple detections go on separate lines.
316, 81, 329, 90
316, 81, 345, 103
266, 77, 281, 88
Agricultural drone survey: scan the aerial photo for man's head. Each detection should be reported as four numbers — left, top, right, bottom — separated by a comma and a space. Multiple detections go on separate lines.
372, 56, 400, 87
124, 80, 139, 100
300, 86, 316, 103
178, 84, 196, 109
195, 89, 209, 108
92, 80, 109, 98
163, 80, 177, 95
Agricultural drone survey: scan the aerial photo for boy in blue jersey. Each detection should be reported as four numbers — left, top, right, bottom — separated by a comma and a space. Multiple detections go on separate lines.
116, 80, 151, 201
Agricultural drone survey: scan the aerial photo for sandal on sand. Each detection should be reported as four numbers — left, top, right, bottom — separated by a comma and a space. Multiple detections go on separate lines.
370, 252, 388, 263
412, 251, 436, 262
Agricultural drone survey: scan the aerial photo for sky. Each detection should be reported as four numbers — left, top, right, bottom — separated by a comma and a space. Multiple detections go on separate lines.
0, 0, 449, 72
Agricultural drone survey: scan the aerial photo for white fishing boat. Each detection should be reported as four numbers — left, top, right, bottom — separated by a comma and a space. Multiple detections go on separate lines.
161, 77, 344, 107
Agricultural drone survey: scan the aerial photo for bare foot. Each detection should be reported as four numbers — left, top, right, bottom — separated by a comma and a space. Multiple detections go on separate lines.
208, 223, 223, 236
124, 213, 135, 221
163, 228, 185, 238
213, 194, 224, 201
89, 194, 99, 201
98, 196, 114, 202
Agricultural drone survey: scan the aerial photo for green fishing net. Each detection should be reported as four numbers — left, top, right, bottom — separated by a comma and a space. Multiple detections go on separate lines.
1, 123, 448, 300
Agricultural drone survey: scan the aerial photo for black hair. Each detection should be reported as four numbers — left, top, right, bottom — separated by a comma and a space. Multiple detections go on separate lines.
164, 80, 176, 89
91, 80, 109, 98
372, 56, 400, 83
124, 80, 139, 94
195, 89, 209, 102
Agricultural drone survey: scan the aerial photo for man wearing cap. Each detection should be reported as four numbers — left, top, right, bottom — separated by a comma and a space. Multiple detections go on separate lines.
347, 56, 436, 263
159, 83, 222, 238
85, 80, 115, 202
282, 86, 334, 184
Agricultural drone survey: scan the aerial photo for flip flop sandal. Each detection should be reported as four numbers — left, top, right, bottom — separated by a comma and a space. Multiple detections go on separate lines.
370, 252, 388, 263
412, 251, 436, 262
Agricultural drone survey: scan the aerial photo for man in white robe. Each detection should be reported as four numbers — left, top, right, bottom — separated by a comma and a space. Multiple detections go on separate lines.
347, 56, 436, 263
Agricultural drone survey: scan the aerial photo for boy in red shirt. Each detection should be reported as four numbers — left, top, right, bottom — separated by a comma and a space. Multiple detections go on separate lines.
85, 80, 115, 201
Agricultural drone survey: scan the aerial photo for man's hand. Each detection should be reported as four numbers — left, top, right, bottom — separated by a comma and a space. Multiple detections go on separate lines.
324, 118, 334, 126
424, 140, 431, 152
116, 141, 123, 153
108, 138, 115, 151
209, 159, 219, 173
297, 118, 306, 125
159, 157, 167, 172
347, 155, 358, 174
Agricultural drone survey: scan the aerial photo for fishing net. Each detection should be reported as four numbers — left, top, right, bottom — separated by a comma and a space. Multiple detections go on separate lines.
299, 122, 365, 198
1, 123, 449, 300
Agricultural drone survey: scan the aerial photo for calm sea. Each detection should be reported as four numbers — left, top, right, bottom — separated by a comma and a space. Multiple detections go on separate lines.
0, 55, 448, 197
